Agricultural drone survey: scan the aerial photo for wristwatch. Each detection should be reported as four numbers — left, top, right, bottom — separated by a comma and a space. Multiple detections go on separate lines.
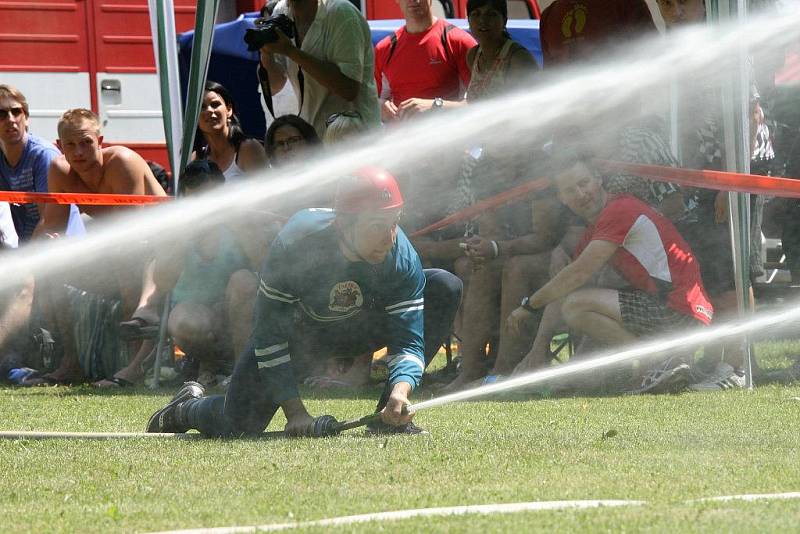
520, 296, 536, 314
432, 97, 444, 110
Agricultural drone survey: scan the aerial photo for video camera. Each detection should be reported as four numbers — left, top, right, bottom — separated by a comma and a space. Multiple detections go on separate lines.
244, 14, 295, 51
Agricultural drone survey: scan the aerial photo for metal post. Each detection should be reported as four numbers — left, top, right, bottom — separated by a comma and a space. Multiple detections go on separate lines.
150, 294, 172, 389
717, 0, 754, 388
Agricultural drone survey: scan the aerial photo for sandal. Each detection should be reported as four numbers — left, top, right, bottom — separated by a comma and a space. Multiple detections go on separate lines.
93, 376, 136, 388
119, 317, 160, 340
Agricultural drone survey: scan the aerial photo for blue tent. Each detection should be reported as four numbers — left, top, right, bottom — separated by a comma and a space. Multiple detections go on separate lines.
178, 14, 541, 141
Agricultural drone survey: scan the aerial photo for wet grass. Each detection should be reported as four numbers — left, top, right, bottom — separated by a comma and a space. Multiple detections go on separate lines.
2, 341, 800, 533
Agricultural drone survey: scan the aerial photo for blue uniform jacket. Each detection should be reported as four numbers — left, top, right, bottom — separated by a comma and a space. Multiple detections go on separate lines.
253, 208, 426, 403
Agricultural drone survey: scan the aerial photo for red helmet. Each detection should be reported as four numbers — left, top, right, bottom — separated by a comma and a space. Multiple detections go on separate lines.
334, 166, 404, 214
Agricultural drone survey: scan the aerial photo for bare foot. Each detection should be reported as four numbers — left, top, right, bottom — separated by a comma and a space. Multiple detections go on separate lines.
43, 364, 86, 384
92, 363, 145, 388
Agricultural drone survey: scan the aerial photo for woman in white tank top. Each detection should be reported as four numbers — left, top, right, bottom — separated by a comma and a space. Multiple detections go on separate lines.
194, 81, 266, 181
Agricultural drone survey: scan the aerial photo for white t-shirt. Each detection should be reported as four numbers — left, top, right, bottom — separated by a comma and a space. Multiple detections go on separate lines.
259, 78, 299, 130
273, 0, 380, 136
0, 202, 19, 248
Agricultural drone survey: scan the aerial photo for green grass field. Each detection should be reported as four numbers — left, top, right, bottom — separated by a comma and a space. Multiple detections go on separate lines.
3, 341, 800, 533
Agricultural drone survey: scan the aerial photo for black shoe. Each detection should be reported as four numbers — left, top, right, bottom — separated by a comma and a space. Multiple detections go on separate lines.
365, 420, 429, 435
146, 381, 205, 433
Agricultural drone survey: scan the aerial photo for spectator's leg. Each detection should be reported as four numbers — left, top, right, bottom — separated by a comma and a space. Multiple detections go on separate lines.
561, 288, 636, 345
110, 241, 197, 386
451, 256, 472, 342
0, 276, 34, 355
421, 268, 463, 366
167, 302, 221, 359
443, 262, 500, 390
514, 300, 566, 374
491, 252, 551, 375
167, 301, 229, 385
38, 278, 85, 382
224, 269, 258, 360
126, 258, 162, 326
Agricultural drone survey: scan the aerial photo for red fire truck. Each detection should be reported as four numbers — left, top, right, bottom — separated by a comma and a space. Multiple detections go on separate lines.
0, 0, 206, 170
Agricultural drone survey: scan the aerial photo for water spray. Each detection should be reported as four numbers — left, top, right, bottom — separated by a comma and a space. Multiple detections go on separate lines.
406, 301, 800, 413
2, 10, 799, 292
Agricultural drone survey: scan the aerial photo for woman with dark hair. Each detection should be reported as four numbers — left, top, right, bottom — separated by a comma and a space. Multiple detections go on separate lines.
465, 0, 538, 101
264, 114, 321, 167
194, 80, 266, 180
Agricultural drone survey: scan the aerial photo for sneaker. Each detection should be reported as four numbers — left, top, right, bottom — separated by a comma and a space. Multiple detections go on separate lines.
688, 362, 745, 391
365, 419, 429, 436
628, 363, 691, 395
145, 381, 205, 433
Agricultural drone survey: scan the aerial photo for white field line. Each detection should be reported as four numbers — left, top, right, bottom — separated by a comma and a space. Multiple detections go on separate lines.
148, 500, 645, 534
692, 492, 800, 503
148, 492, 800, 533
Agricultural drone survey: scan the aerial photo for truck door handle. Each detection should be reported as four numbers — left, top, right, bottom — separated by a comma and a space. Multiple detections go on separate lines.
101, 80, 121, 92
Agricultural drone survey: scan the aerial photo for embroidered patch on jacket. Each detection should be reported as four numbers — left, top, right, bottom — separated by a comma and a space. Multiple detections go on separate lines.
329, 281, 364, 312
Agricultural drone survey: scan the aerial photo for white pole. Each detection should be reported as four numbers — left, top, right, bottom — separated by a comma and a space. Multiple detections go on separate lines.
717, 0, 755, 388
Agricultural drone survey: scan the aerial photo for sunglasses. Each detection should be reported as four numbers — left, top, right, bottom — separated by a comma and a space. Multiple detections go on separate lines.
0, 107, 25, 121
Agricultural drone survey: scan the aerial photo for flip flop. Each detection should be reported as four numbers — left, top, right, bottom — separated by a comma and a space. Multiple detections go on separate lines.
21, 373, 83, 387
94, 376, 136, 388
119, 317, 160, 340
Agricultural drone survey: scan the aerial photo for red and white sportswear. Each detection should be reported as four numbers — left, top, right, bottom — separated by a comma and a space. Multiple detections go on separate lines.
575, 195, 714, 325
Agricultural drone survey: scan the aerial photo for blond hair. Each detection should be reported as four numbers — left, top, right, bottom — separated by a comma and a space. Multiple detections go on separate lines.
57, 108, 101, 138
0, 84, 29, 117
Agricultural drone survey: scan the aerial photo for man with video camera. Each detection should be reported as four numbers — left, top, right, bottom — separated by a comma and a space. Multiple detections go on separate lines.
253, 0, 380, 137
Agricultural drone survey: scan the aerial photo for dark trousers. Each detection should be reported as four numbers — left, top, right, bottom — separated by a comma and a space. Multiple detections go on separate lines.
184, 268, 462, 436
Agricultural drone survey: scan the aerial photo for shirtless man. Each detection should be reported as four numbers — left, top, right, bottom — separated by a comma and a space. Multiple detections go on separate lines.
34, 108, 166, 383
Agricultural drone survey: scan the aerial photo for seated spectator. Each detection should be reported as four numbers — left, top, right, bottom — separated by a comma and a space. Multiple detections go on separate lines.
264, 114, 321, 167
442, 184, 569, 390
97, 162, 257, 388
160, 161, 256, 387
0, 223, 33, 377
33, 108, 167, 384
411, 0, 539, 266
0, 84, 60, 242
147, 160, 171, 195
465, 0, 539, 102
507, 150, 713, 394
194, 81, 267, 180
324, 111, 368, 144
374, 0, 476, 122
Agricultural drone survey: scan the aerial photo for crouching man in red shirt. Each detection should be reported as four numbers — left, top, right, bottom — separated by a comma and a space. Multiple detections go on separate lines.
507, 150, 713, 394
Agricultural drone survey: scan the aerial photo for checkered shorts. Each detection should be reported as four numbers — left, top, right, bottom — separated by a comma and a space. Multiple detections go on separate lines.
618, 289, 697, 338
